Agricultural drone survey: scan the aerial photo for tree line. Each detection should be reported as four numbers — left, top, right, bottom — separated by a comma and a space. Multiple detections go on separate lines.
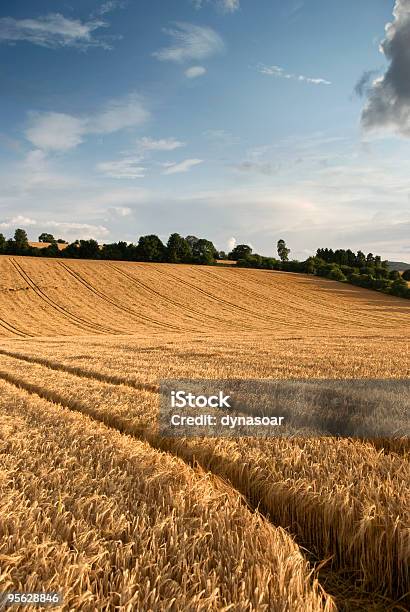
0, 229, 219, 265
233, 239, 410, 300
1, 228, 409, 300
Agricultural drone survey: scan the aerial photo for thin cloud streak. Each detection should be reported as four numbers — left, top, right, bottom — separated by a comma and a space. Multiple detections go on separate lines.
258, 63, 331, 85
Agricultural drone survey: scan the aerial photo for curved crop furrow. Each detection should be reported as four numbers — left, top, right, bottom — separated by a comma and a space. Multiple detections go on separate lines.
199, 267, 375, 330
0, 362, 407, 608
0, 348, 158, 393
196, 267, 328, 328
0, 316, 31, 338
10, 259, 117, 335
59, 262, 187, 333
251, 271, 405, 329
152, 265, 285, 327
110, 263, 255, 331
0, 379, 336, 611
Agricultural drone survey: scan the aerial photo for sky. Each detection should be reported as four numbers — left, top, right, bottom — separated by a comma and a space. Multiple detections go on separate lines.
0, 0, 409, 260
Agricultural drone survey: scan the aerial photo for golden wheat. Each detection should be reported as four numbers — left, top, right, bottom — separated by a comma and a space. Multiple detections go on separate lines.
0, 379, 334, 611
0, 255, 409, 610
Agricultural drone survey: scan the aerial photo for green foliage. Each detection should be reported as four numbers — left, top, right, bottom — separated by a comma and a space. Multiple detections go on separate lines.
1, 225, 408, 301
38, 233, 56, 243
277, 239, 290, 262
100, 241, 130, 261
42, 242, 60, 257
327, 267, 347, 282
229, 244, 252, 261
192, 239, 217, 265
166, 233, 192, 263
136, 235, 166, 262
14, 228, 30, 253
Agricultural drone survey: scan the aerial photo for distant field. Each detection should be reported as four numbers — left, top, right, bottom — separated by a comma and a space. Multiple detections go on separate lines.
0, 256, 409, 610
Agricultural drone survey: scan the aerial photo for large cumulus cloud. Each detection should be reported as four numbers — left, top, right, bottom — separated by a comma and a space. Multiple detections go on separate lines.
362, 0, 410, 136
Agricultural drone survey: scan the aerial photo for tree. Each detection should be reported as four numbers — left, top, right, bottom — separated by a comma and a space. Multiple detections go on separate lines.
101, 241, 129, 261
136, 235, 165, 262
328, 267, 347, 282
185, 235, 199, 249
77, 239, 100, 259
192, 239, 217, 265
166, 233, 192, 263
356, 251, 366, 267
218, 251, 227, 260
14, 228, 29, 254
402, 269, 410, 281
229, 244, 252, 261
304, 257, 317, 274
277, 239, 290, 262
43, 242, 60, 257
57, 238, 68, 244
0, 233, 6, 254
38, 232, 55, 243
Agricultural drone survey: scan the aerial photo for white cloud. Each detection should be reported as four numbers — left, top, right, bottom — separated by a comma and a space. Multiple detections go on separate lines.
0, 13, 113, 50
87, 94, 149, 135
153, 22, 224, 63
97, 1, 127, 16
220, 0, 240, 12
162, 158, 203, 174
258, 64, 331, 86
0, 215, 37, 229
97, 157, 146, 179
137, 136, 185, 152
193, 0, 240, 13
185, 65, 207, 78
227, 236, 236, 251
45, 221, 110, 240
26, 113, 86, 152
25, 94, 150, 152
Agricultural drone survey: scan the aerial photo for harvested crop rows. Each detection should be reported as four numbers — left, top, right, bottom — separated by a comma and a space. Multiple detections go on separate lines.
0, 256, 409, 610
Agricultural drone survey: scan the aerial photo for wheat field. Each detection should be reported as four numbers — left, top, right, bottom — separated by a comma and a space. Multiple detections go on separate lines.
0, 256, 409, 611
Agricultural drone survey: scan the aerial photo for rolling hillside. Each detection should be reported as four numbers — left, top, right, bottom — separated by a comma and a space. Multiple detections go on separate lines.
0, 255, 409, 339
0, 255, 409, 610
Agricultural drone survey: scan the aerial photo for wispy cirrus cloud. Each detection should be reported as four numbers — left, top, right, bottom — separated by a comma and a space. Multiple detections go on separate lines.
97, 157, 146, 179
162, 158, 203, 174
97, 1, 127, 16
25, 93, 150, 152
361, 0, 410, 137
153, 22, 224, 63
0, 13, 115, 50
136, 137, 186, 152
258, 63, 331, 86
192, 0, 240, 13
97, 137, 187, 180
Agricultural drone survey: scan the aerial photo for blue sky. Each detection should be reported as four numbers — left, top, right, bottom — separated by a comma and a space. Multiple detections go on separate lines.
0, 0, 409, 260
